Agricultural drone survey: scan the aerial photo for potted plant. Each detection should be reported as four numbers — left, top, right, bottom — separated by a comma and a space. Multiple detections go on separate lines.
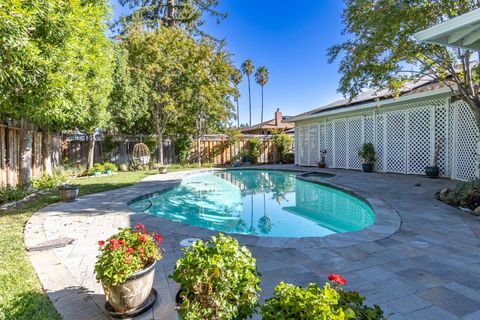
358, 143, 376, 173
95, 224, 164, 315
58, 184, 79, 202
425, 139, 443, 178
318, 150, 327, 168
158, 165, 167, 174
171, 234, 261, 320
103, 162, 117, 175
89, 163, 105, 176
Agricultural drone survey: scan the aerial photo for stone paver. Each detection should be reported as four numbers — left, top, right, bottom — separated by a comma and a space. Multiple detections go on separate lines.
24, 165, 480, 319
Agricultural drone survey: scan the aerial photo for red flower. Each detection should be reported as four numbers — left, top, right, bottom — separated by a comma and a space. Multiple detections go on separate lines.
154, 234, 164, 244
98, 240, 105, 246
118, 239, 125, 246
141, 229, 148, 235
126, 247, 134, 253
138, 235, 147, 242
125, 256, 131, 264
138, 248, 144, 254
135, 223, 145, 231
109, 239, 120, 250
328, 273, 347, 285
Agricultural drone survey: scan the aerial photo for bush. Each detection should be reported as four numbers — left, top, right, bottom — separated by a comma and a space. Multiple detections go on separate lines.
0, 185, 29, 205
261, 282, 347, 320
283, 152, 295, 164
436, 179, 480, 209
248, 137, 261, 164
337, 289, 386, 320
358, 143, 376, 164
32, 174, 67, 190
88, 163, 105, 175
103, 162, 117, 172
174, 136, 193, 165
272, 130, 293, 162
172, 234, 261, 320
95, 224, 164, 286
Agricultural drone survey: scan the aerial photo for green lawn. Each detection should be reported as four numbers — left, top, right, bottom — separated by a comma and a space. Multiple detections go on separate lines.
0, 168, 195, 319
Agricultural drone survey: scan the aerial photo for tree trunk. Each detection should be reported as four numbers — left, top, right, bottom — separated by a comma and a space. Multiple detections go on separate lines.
261, 85, 264, 123
248, 75, 252, 126
197, 134, 201, 165
20, 118, 34, 186
41, 128, 53, 176
236, 98, 240, 128
87, 131, 95, 169
167, 0, 176, 26
157, 131, 164, 165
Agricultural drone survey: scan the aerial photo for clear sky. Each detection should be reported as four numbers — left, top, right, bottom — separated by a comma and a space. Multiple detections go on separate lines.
110, 0, 347, 125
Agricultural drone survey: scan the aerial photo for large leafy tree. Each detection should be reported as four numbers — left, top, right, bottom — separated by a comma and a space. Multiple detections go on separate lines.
328, 0, 480, 129
255, 66, 269, 123
117, 0, 226, 37
0, 0, 113, 178
241, 59, 255, 126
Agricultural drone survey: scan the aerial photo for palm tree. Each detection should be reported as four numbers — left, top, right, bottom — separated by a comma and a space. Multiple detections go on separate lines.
241, 59, 255, 126
230, 69, 243, 127
255, 66, 269, 123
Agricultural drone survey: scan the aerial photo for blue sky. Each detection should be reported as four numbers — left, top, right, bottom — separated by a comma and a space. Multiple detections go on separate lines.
111, 1, 347, 125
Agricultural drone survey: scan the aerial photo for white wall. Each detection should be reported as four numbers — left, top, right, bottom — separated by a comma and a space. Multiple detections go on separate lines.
295, 97, 479, 181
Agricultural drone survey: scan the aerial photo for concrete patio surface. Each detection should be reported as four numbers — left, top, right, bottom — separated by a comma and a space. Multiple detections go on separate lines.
24, 165, 480, 320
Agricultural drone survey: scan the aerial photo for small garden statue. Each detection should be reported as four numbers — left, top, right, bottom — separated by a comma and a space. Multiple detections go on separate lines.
318, 150, 327, 168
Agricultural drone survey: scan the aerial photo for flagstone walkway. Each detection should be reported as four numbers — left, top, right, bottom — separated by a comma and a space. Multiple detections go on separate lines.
25, 165, 480, 319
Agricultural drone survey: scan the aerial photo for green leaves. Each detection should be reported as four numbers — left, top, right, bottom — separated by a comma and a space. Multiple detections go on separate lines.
171, 233, 261, 320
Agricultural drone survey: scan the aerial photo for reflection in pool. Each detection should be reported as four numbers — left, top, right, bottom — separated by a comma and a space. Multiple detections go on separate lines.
129, 170, 375, 238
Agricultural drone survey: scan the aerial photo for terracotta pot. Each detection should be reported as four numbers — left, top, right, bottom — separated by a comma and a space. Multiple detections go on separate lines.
158, 167, 167, 174
102, 261, 156, 314
59, 186, 79, 202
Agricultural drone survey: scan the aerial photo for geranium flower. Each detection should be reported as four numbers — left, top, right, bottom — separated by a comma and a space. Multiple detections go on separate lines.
118, 239, 125, 246
109, 239, 120, 250
154, 234, 164, 244
328, 273, 347, 285
98, 240, 105, 246
135, 223, 145, 231
138, 247, 144, 254
126, 247, 134, 253
141, 229, 148, 235
138, 235, 147, 242
125, 256, 131, 264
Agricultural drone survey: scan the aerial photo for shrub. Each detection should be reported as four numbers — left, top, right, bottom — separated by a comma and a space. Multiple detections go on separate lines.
172, 234, 261, 320
0, 185, 29, 205
436, 179, 480, 209
88, 163, 105, 175
358, 143, 376, 164
272, 130, 293, 162
174, 136, 193, 164
226, 128, 242, 146
103, 162, 117, 172
337, 289, 386, 320
248, 137, 261, 164
94, 224, 164, 286
261, 282, 347, 320
32, 174, 67, 190
283, 152, 295, 164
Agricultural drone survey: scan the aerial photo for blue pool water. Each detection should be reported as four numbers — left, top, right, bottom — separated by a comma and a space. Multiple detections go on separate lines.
129, 170, 375, 238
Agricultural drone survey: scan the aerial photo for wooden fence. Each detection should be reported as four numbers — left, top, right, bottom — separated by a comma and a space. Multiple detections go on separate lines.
63, 134, 293, 166
0, 125, 62, 188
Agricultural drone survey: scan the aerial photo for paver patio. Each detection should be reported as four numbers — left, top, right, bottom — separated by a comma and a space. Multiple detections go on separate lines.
24, 165, 480, 320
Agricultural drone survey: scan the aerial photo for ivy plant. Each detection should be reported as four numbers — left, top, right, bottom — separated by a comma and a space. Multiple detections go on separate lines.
171, 234, 261, 320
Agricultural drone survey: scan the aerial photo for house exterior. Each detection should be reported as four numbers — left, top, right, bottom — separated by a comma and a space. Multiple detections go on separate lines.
288, 80, 479, 181
240, 109, 294, 135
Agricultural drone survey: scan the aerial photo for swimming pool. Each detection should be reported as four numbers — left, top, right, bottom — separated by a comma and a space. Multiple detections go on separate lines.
129, 170, 375, 238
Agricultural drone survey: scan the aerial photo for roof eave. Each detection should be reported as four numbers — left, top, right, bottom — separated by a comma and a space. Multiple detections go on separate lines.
288, 86, 454, 123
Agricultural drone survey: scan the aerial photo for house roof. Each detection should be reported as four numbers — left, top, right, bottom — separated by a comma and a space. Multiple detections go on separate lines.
288, 79, 453, 123
414, 9, 480, 50
240, 116, 294, 133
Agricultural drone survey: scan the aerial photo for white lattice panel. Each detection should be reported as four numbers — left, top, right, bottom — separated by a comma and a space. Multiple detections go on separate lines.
386, 110, 407, 173
347, 117, 363, 169
376, 114, 385, 172
325, 122, 334, 167
308, 124, 320, 166
334, 119, 347, 168
452, 100, 478, 180
298, 125, 308, 165
407, 107, 432, 174
435, 104, 448, 176
318, 122, 326, 152
364, 116, 375, 144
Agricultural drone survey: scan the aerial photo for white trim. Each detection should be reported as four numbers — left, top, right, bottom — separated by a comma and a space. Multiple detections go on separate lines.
289, 87, 453, 123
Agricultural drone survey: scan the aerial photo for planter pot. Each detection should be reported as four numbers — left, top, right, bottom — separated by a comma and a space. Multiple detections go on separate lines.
102, 261, 156, 314
105, 169, 113, 175
59, 186, 79, 202
318, 162, 326, 168
362, 163, 374, 173
158, 167, 167, 174
94, 171, 102, 177
425, 165, 440, 178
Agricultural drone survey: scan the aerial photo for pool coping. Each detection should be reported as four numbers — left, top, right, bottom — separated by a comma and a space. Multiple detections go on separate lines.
125, 168, 401, 249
